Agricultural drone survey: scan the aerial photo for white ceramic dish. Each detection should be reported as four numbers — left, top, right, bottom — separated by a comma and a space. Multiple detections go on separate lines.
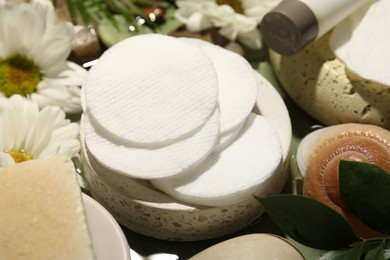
83, 193, 131, 260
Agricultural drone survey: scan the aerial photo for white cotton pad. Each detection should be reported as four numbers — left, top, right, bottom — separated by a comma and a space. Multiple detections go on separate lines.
152, 113, 283, 207
80, 85, 87, 113
181, 38, 258, 150
83, 107, 220, 179
83, 34, 219, 146
330, 0, 390, 86
213, 123, 245, 152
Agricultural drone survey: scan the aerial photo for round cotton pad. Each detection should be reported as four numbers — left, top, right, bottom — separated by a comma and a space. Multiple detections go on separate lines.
83, 34, 219, 146
181, 38, 258, 149
83, 108, 220, 179
214, 123, 245, 152
152, 113, 283, 206
330, 1, 390, 86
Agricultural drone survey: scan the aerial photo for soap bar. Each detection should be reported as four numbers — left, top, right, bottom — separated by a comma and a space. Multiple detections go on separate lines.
0, 156, 95, 260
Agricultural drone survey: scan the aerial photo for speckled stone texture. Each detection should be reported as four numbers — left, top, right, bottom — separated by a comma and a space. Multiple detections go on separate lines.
270, 33, 390, 130
81, 144, 289, 241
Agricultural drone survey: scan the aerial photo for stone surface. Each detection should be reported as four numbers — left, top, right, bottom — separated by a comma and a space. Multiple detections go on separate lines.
270, 33, 390, 130
189, 233, 304, 260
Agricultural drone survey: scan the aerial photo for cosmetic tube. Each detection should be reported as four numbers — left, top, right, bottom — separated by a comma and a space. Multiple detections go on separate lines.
260, 0, 372, 56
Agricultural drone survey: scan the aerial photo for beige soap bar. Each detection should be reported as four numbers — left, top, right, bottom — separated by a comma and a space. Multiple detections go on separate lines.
0, 156, 95, 260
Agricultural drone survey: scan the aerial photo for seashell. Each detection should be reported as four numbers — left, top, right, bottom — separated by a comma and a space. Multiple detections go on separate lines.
297, 123, 390, 238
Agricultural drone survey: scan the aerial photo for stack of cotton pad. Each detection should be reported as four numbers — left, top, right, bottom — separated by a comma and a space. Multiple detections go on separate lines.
83, 34, 220, 179
81, 34, 292, 240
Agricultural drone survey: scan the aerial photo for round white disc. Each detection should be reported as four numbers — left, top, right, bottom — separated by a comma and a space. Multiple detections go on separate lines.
152, 113, 283, 206
84, 34, 219, 146
83, 108, 220, 179
181, 38, 258, 149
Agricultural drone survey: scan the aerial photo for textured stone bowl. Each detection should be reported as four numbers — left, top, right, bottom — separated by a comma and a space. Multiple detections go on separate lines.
80, 73, 292, 241
269, 33, 390, 130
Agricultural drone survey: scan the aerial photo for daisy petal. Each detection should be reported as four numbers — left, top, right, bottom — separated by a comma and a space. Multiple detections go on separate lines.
50, 123, 79, 142
175, 0, 278, 49
23, 106, 63, 157
32, 22, 74, 76
39, 123, 80, 159
58, 62, 88, 86
38, 139, 80, 159
238, 28, 262, 49
0, 152, 15, 167
31, 83, 82, 113
1, 95, 39, 151
1, 4, 45, 57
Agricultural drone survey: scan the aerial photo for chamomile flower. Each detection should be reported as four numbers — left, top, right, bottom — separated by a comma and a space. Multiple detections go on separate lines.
175, 0, 282, 49
0, 95, 80, 166
0, 0, 87, 114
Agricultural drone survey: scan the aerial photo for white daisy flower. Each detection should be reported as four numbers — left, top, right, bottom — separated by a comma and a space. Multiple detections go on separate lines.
175, 0, 282, 49
0, 95, 80, 166
0, 0, 87, 114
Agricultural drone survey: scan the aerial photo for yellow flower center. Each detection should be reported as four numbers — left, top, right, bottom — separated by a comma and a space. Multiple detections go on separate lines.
217, 0, 244, 13
0, 55, 41, 97
7, 150, 33, 163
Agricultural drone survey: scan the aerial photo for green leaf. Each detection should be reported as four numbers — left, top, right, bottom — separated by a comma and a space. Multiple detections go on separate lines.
154, 6, 184, 35
256, 194, 359, 250
339, 160, 390, 234
122, 0, 157, 29
319, 239, 389, 260
97, 15, 153, 47
74, 0, 91, 26
384, 239, 390, 259
319, 245, 363, 260
65, 0, 79, 25
86, 0, 118, 27
364, 242, 385, 260
134, 0, 170, 8
111, 0, 139, 26
384, 248, 390, 260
